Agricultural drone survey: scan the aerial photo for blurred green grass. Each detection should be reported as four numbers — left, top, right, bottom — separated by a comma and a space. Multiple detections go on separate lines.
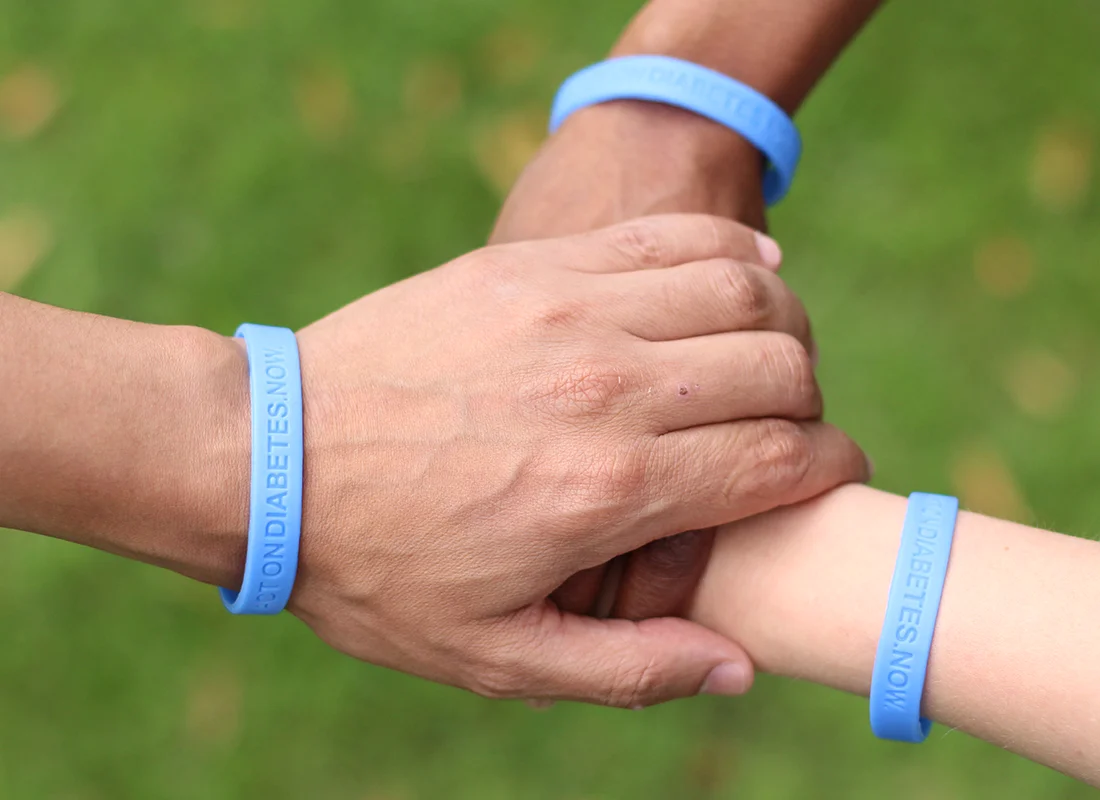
2, 0, 1099, 797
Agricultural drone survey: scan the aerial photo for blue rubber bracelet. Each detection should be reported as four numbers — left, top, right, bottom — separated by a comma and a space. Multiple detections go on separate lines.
869, 492, 960, 742
548, 55, 802, 206
219, 324, 304, 615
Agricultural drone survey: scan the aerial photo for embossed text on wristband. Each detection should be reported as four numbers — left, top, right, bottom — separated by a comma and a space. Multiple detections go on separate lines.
219, 323, 304, 615
869, 492, 960, 742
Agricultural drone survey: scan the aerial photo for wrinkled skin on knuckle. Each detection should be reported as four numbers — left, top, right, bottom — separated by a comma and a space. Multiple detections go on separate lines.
713, 260, 771, 324
524, 358, 635, 424
726, 419, 813, 506
763, 335, 821, 416
581, 443, 655, 517
608, 219, 667, 269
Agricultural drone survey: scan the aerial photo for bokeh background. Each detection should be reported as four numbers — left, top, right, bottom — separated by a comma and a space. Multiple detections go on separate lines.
2, 0, 1099, 797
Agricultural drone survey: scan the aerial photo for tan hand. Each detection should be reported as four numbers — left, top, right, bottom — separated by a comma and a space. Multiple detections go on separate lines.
491, 101, 779, 622
289, 215, 867, 706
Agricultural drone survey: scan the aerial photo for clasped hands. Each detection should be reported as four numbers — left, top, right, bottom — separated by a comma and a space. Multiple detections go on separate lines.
282, 100, 868, 708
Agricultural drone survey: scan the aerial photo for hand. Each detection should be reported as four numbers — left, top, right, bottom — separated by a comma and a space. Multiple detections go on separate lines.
289, 214, 868, 706
491, 101, 776, 621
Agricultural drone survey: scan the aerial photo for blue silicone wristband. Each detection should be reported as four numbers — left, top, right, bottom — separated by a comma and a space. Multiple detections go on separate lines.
548, 55, 802, 206
869, 492, 960, 742
219, 324, 304, 615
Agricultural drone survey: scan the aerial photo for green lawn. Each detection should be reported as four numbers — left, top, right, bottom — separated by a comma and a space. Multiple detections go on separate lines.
2, 0, 1099, 797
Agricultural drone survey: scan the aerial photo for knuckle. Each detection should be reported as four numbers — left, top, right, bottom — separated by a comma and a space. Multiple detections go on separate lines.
605, 655, 662, 708
526, 295, 589, 332
584, 446, 651, 508
732, 419, 813, 499
527, 359, 634, 422
610, 220, 666, 268
763, 336, 820, 414
713, 261, 771, 323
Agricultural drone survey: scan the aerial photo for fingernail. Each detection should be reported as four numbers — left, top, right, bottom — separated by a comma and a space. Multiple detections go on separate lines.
753, 232, 783, 269
700, 661, 750, 697
525, 699, 555, 711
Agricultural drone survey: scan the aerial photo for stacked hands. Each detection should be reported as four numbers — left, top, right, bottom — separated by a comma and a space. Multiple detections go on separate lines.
288, 103, 868, 707
294, 213, 868, 707
10, 0, 1100, 785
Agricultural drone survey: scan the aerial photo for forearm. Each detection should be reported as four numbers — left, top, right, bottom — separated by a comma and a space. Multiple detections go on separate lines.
567, 0, 882, 209
0, 293, 248, 586
613, 0, 884, 113
692, 484, 1100, 784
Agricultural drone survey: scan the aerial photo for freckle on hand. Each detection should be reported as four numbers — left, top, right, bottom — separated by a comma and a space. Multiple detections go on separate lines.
678, 384, 689, 396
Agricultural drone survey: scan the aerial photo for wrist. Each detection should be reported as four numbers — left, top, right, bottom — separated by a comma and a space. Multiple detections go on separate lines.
79, 325, 251, 587
691, 485, 901, 695
557, 101, 766, 228
165, 327, 251, 587
0, 295, 250, 586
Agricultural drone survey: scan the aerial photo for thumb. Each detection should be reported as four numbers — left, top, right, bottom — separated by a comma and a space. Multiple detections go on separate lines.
511, 603, 754, 708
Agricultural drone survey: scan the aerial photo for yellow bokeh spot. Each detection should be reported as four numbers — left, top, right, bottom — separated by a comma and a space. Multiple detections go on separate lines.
402, 58, 463, 118
471, 108, 547, 196
1003, 346, 1077, 419
973, 235, 1034, 298
293, 63, 353, 143
184, 660, 242, 748
478, 25, 545, 86
192, 0, 261, 30
950, 442, 1031, 523
0, 208, 53, 289
0, 64, 60, 140
1030, 122, 1093, 212
372, 120, 429, 177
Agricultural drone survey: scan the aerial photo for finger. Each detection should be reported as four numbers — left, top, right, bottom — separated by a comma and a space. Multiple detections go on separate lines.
647, 332, 821, 432
551, 565, 606, 615
647, 419, 870, 538
605, 258, 812, 346
611, 529, 716, 620
559, 214, 782, 274
553, 554, 627, 617
498, 604, 754, 707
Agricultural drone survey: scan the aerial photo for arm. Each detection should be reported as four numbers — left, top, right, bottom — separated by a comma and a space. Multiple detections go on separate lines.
612, 0, 884, 115
493, 0, 883, 242
693, 484, 1100, 785
0, 216, 869, 707
493, 0, 883, 620
0, 292, 249, 586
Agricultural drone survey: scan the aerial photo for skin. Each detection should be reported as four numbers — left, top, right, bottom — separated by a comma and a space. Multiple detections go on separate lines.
496, 0, 1100, 781
694, 485, 1100, 786
8, 2, 1095, 780
0, 215, 869, 708
493, 0, 885, 622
